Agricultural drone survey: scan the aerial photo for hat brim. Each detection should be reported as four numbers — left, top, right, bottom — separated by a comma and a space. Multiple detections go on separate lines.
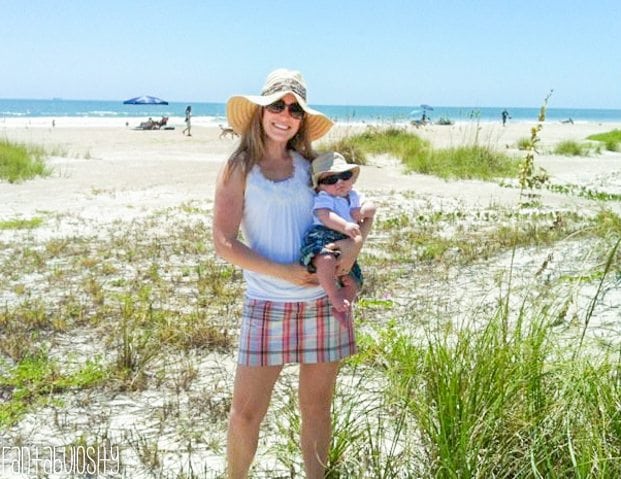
227, 91, 333, 142
312, 163, 360, 189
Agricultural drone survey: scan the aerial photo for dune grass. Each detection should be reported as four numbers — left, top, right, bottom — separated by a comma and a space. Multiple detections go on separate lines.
587, 129, 621, 151
0, 139, 51, 183
424, 144, 520, 180
374, 298, 621, 478
0, 217, 44, 230
1, 199, 620, 476
554, 140, 599, 156
312, 102, 621, 475
0, 209, 240, 428
323, 127, 521, 180
0, 353, 108, 427
516, 136, 533, 150
330, 203, 621, 477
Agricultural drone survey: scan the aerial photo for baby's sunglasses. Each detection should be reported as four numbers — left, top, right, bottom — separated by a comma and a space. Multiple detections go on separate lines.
264, 99, 305, 120
318, 170, 354, 185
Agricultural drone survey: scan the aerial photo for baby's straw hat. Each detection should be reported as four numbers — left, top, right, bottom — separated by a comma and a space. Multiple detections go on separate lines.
226, 69, 334, 141
311, 152, 360, 188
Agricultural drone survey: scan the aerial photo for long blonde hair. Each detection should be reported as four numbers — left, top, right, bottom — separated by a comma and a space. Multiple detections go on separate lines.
223, 107, 315, 181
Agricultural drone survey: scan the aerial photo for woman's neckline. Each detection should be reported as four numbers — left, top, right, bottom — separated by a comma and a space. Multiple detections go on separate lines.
258, 151, 296, 183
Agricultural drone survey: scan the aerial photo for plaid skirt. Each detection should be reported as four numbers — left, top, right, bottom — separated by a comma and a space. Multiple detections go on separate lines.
238, 296, 357, 366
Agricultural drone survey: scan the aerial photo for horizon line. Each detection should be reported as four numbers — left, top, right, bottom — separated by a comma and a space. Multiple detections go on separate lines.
1, 97, 621, 111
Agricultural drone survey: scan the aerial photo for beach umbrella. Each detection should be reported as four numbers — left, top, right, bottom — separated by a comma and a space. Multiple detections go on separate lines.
420, 104, 434, 111
123, 95, 168, 105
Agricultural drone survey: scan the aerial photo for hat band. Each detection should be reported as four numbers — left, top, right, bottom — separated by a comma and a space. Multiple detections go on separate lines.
262, 79, 307, 100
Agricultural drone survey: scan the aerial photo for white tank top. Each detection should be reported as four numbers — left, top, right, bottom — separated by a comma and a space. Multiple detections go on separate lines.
241, 151, 325, 301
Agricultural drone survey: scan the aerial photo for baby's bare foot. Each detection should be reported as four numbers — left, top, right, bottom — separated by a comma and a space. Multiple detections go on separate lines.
339, 275, 358, 304
329, 291, 351, 328
332, 296, 350, 312
333, 307, 351, 329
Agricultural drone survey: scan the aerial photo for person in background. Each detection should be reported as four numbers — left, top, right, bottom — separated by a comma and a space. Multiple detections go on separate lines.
183, 105, 192, 136
213, 68, 373, 478
502, 109, 510, 126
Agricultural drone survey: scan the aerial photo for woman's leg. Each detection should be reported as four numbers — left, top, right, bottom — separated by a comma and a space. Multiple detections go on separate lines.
299, 361, 340, 479
227, 364, 283, 478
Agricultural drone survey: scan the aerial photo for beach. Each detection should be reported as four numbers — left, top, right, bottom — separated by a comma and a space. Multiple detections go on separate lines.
2, 117, 621, 223
1, 118, 621, 477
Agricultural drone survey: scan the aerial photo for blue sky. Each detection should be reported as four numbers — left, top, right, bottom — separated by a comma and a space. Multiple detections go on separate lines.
2, 0, 620, 108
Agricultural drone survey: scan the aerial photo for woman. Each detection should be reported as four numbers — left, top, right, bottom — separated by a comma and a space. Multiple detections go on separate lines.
183, 105, 192, 136
213, 69, 373, 478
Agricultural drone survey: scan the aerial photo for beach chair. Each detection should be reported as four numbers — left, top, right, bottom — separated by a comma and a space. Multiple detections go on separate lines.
135, 116, 170, 130
154, 117, 169, 129
135, 118, 156, 130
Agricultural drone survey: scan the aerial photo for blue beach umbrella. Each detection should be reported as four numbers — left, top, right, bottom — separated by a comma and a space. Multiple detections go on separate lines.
420, 104, 434, 111
123, 95, 168, 105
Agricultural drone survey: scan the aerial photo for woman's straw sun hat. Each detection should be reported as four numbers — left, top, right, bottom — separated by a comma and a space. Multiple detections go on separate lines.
311, 152, 360, 188
226, 69, 334, 141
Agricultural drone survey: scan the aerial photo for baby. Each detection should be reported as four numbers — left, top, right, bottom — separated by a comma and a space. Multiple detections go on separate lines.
301, 152, 376, 326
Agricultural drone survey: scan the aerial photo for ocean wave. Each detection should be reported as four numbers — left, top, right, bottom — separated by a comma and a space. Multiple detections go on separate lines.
82, 111, 121, 116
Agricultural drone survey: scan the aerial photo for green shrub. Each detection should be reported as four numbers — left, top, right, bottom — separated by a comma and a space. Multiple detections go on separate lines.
553, 140, 594, 156
587, 129, 621, 143
424, 145, 520, 180
516, 137, 532, 150
585, 130, 621, 151
319, 136, 368, 165
357, 127, 428, 155
324, 128, 520, 181
380, 302, 621, 477
0, 217, 44, 230
592, 209, 621, 237
0, 140, 51, 183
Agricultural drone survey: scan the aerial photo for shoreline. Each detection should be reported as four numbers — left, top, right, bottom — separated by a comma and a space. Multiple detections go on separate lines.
3, 115, 621, 129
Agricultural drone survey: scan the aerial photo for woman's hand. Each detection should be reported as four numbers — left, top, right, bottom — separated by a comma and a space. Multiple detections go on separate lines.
343, 221, 362, 240
325, 236, 362, 276
326, 213, 374, 276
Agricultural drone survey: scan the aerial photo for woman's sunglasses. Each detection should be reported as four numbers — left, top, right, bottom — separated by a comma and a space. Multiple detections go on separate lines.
265, 100, 305, 120
318, 170, 354, 185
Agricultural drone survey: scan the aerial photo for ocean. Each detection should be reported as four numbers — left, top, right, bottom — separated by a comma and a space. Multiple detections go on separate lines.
2, 98, 621, 124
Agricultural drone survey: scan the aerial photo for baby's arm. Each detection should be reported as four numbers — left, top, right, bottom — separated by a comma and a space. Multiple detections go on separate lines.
351, 200, 377, 224
315, 208, 361, 240
333, 200, 376, 275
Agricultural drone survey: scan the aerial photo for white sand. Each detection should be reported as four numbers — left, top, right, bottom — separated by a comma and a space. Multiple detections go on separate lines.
2, 118, 621, 223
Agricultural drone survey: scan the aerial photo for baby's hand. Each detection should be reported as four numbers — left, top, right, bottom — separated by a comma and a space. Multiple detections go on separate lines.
343, 222, 361, 239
